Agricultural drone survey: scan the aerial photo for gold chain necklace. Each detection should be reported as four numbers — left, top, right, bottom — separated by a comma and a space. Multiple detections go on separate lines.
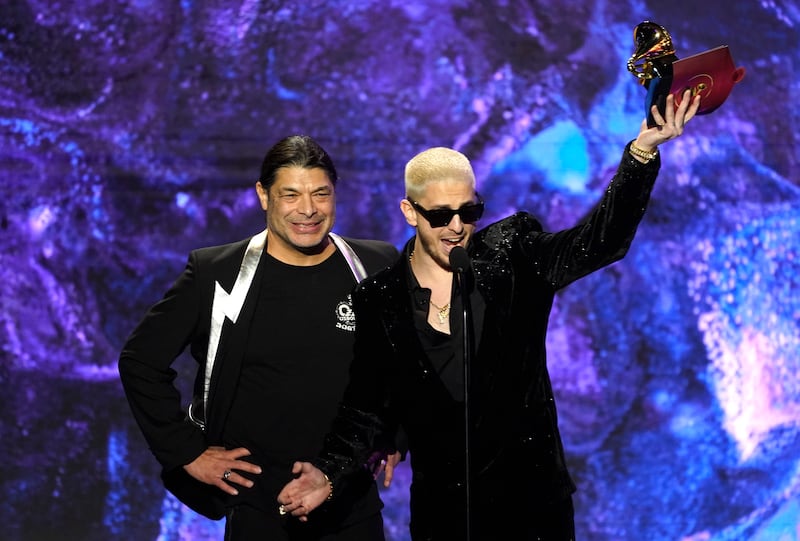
429, 299, 450, 324
410, 251, 450, 324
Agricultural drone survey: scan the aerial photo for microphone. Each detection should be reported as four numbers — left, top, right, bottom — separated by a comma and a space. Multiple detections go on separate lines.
449, 244, 474, 540
449, 246, 472, 274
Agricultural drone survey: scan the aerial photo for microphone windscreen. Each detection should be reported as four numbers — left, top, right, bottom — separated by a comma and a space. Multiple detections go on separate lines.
449, 246, 471, 273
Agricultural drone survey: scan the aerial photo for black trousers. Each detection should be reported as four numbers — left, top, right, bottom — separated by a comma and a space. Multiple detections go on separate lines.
224, 504, 386, 541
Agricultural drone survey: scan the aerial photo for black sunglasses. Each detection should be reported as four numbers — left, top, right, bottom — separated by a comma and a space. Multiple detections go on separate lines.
408, 196, 485, 228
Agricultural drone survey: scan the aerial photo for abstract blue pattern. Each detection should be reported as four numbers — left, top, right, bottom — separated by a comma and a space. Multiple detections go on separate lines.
2, 1, 798, 539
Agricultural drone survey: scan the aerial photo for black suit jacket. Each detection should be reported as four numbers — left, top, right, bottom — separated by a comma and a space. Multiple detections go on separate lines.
316, 147, 659, 534
119, 232, 398, 519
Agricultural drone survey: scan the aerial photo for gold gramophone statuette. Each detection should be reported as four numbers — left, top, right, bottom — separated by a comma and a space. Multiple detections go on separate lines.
627, 21, 678, 127
627, 21, 746, 123
627, 21, 677, 82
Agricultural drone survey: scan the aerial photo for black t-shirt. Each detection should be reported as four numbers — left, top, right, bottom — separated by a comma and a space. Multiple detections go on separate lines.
223, 248, 361, 506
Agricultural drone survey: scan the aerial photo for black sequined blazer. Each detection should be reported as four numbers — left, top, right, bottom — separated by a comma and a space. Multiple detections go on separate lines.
317, 144, 660, 535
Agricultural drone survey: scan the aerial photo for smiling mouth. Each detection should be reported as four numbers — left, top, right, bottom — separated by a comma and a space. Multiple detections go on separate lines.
292, 221, 323, 230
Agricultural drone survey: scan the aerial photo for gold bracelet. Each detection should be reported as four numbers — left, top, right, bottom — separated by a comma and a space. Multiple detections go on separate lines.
629, 142, 658, 162
323, 473, 334, 501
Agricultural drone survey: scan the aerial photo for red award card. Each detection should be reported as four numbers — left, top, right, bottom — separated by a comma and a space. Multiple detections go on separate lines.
670, 45, 746, 115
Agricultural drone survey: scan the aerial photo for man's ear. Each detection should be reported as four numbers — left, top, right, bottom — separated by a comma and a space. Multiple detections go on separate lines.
400, 199, 418, 227
256, 182, 269, 211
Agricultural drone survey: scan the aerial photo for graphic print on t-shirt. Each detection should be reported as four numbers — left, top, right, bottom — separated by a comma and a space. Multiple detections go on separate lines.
335, 294, 356, 332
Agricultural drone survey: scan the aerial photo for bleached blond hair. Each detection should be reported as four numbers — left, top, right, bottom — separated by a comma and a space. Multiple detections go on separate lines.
404, 147, 476, 200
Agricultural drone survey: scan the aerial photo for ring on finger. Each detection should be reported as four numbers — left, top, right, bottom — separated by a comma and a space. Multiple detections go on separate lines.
222, 469, 232, 481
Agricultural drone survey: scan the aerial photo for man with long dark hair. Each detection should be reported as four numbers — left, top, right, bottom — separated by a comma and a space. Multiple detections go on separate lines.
119, 135, 400, 540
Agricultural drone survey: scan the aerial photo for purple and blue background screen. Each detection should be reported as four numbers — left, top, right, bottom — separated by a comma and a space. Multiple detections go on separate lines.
2, 1, 799, 540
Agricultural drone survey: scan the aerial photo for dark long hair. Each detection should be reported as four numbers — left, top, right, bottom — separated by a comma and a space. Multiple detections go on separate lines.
258, 135, 338, 191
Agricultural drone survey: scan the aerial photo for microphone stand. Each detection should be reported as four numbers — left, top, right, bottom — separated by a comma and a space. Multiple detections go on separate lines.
450, 247, 474, 541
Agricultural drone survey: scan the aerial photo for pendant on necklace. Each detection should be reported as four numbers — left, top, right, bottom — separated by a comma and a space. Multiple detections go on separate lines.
430, 301, 450, 324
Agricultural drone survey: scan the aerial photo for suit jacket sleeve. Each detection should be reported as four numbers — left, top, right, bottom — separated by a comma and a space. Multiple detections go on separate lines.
518, 142, 660, 289
342, 239, 410, 460
118, 251, 208, 471
312, 277, 396, 489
